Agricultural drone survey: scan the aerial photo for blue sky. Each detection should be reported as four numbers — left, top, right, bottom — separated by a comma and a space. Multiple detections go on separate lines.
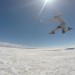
0, 0, 75, 48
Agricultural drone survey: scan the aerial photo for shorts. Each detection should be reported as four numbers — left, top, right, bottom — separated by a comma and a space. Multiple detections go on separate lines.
57, 21, 66, 28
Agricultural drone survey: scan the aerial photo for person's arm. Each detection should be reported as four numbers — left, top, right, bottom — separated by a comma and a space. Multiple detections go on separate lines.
48, 13, 63, 23
48, 18, 55, 23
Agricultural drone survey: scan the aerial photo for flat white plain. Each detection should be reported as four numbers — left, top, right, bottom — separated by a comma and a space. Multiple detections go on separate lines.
0, 47, 75, 75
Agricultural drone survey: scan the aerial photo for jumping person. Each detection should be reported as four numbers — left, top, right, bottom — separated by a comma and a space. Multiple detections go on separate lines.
49, 14, 72, 34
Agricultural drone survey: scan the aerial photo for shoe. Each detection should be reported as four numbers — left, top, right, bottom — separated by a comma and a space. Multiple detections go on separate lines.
49, 31, 55, 34
62, 30, 65, 33
68, 27, 72, 30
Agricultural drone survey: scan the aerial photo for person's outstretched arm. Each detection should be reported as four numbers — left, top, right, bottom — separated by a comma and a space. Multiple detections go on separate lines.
48, 18, 55, 23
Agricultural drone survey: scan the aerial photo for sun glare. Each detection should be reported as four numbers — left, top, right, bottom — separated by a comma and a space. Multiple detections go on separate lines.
44, 0, 54, 4
49, 0, 54, 3
45, 0, 49, 3
38, 0, 55, 17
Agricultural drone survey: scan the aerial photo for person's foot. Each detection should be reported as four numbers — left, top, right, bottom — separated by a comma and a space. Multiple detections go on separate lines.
68, 27, 72, 30
62, 30, 65, 34
49, 31, 55, 34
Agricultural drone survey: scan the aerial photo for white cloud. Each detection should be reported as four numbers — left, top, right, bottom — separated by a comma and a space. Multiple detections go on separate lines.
0, 42, 26, 49
0, 42, 74, 50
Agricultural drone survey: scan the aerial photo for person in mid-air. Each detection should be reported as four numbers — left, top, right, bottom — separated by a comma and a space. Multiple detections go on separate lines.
48, 14, 72, 34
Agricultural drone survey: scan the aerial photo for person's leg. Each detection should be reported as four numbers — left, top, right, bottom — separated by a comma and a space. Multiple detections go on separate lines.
49, 26, 61, 34
54, 26, 61, 32
60, 23, 68, 33
62, 27, 72, 34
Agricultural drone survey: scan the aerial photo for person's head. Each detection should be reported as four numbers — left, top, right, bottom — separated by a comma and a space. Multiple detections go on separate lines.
54, 13, 62, 18
54, 13, 62, 19
54, 15, 60, 19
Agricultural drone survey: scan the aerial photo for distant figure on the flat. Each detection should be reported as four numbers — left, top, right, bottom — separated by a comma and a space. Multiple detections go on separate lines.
49, 14, 72, 34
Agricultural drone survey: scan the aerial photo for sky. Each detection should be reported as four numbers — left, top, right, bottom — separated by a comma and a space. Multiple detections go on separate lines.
0, 0, 75, 48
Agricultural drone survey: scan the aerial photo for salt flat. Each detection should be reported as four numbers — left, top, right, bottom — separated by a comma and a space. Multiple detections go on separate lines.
0, 47, 75, 75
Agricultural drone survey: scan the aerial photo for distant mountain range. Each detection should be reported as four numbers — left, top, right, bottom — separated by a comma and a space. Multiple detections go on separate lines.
65, 48, 75, 50
0, 42, 75, 50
